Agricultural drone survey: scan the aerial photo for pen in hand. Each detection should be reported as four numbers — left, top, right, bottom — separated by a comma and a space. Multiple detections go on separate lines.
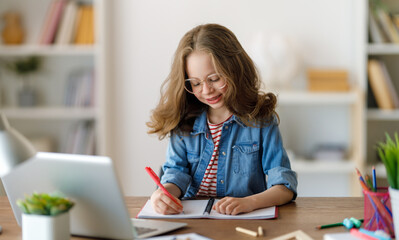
145, 167, 184, 209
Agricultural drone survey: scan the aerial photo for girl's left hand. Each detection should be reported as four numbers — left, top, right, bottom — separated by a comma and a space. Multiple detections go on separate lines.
212, 197, 254, 215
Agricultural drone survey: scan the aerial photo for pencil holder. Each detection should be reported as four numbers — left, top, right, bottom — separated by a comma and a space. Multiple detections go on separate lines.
363, 187, 394, 237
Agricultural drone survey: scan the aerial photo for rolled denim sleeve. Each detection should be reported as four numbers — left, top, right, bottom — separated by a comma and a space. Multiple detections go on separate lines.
262, 120, 298, 199
160, 133, 192, 196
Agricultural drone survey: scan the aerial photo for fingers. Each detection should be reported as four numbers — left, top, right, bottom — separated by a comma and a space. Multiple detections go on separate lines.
150, 189, 183, 215
213, 197, 241, 215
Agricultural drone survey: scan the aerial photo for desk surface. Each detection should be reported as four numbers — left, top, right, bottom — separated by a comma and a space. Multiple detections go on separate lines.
0, 196, 363, 239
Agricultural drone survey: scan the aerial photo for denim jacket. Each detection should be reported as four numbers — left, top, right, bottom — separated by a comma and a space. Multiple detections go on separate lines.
161, 111, 298, 199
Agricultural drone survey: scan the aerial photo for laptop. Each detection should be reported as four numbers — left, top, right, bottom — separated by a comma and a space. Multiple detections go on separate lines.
2, 152, 186, 239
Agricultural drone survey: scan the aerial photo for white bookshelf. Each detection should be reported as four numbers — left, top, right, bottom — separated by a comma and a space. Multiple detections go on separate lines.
0, 0, 107, 155
365, 0, 399, 169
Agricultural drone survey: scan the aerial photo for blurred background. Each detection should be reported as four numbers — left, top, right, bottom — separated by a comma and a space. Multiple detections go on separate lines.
0, 0, 398, 197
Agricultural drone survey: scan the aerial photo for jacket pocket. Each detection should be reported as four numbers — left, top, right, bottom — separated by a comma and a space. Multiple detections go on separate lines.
232, 142, 260, 175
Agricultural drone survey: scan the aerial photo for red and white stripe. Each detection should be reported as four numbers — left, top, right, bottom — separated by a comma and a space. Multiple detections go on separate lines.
197, 115, 232, 197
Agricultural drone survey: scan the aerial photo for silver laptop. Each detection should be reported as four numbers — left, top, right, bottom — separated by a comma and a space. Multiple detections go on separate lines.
2, 152, 186, 239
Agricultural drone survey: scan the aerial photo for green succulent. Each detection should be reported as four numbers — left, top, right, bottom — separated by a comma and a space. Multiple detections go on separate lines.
17, 192, 74, 216
378, 132, 399, 189
3, 56, 42, 76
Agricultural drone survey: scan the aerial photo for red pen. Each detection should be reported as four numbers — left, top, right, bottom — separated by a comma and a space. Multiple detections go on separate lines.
145, 167, 183, 208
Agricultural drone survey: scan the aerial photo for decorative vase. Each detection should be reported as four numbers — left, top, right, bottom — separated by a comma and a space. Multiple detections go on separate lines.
1, 11, 24, 45
389, 187, 399, 238
18, 85, 36, 107
22, 212, 70, 240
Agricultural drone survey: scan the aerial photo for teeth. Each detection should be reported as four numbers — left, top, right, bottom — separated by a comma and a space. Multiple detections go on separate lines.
209, 95, 219, 101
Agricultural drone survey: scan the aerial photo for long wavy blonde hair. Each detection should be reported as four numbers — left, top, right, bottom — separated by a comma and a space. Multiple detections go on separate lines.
147, 24, 277, 140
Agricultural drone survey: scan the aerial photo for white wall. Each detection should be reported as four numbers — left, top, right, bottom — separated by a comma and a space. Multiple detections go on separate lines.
108, 0, 363, 196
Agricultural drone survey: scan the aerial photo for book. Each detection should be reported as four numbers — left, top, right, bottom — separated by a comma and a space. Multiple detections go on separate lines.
74, 5, 93, 44
137, 199, 277, 220
39, 0, 67, 44
379, 59, 399, 108
376, 8, 399, 43
369, 7, 388, 43
367, 59, 396, 109
38, 0, 58, 44
55, 0, 78, 44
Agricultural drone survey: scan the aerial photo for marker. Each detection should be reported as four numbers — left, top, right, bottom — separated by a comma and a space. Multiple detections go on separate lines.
316, 222, 343, 229
145, 167, 183, 208
203, 198, 214, 215
316, 218, 364, 229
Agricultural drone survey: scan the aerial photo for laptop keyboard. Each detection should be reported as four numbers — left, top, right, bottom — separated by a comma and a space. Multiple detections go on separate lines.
134, 226, 157, 235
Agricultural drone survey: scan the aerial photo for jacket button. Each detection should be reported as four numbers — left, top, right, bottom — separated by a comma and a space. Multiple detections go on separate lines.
225, 126, 228, 130
220, 180, 224, 184
222, 152, 226, 156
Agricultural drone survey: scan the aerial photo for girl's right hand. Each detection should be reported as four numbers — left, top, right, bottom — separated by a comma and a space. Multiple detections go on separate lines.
150, 188, 183, 215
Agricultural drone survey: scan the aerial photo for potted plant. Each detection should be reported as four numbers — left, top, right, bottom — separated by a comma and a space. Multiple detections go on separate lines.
17, 192, 74, 240
378, 132, 399, 236
3, 56, 42, 107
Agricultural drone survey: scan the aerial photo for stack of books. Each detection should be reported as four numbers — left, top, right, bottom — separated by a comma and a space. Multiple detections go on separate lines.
39, 0, 94, 45
307, 69, 350, 92
63, 68, 95, 107
62, 121, 95, 155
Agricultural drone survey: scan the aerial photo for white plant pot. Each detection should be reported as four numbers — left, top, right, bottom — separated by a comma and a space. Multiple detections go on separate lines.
22, 212, 70, 240
389, 187, 399, 237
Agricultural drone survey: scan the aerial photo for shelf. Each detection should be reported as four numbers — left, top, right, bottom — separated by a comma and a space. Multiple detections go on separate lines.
367, 109, 399, 120
0, 45, 96, 56
368, 44, 399, 55
291, 159, 356, 174
277, 90, 358, 105
0, 107, 97, 120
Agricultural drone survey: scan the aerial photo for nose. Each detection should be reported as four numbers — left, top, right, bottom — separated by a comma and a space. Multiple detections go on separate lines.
202, 81, 212, 94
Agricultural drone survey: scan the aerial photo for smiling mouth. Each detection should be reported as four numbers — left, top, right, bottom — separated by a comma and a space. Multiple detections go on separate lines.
206, 94, 222, 104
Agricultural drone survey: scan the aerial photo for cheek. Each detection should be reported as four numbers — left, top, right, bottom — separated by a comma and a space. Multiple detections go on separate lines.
193, 93, 202, 100
221, 84, 228, 94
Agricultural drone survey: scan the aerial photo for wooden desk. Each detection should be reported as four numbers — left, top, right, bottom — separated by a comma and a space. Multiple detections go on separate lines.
0, 196, 363, 239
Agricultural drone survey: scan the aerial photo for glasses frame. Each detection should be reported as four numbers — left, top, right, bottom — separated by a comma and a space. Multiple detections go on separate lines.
184, 73, 227, 94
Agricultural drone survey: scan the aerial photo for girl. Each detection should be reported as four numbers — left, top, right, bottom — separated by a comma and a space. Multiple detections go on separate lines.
147, 23, 297, 215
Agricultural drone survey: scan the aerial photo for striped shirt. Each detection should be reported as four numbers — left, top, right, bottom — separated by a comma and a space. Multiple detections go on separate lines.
197, 115, 232, 197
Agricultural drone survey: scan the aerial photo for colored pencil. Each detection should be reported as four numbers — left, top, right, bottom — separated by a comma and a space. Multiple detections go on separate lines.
372, 166, 377, 192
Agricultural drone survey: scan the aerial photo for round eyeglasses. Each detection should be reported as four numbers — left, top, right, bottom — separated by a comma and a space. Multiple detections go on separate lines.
184, 73, 227, 94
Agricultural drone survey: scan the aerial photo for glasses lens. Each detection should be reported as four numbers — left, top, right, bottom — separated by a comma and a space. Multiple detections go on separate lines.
207, 73, 225, 89
184, 79, 197, 93
184, 74, 226, 94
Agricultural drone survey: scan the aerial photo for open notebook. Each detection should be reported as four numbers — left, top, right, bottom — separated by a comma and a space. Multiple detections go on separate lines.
137, 199, 277, 220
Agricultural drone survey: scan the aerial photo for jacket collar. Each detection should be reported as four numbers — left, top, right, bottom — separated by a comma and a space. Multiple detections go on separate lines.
191, 111, 246, 136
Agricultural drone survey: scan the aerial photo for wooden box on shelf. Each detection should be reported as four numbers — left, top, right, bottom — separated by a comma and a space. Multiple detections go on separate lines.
307, 69, 350, 92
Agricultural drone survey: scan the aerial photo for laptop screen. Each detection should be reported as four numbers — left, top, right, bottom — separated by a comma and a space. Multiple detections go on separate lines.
2, 152, 134, 239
